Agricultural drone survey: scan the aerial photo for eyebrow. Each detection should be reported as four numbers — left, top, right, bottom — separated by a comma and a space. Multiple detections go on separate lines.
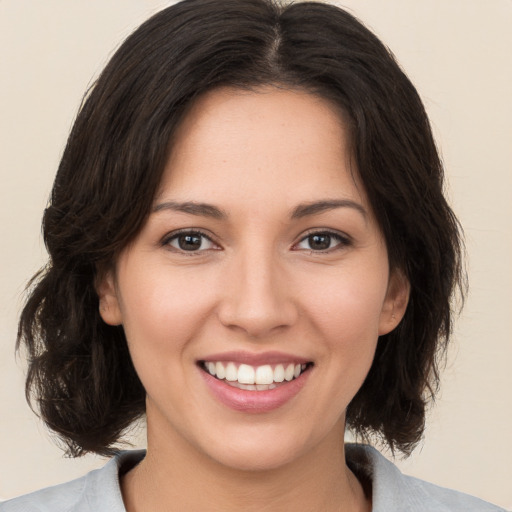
152, 198, 367, 221
152, 201, 227, 220
290, 199, 367, 220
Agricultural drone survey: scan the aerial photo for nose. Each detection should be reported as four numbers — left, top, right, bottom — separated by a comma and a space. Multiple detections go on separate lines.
217, 248, 298, 339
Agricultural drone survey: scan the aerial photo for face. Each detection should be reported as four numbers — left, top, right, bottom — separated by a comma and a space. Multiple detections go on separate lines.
98, 87, 408, 471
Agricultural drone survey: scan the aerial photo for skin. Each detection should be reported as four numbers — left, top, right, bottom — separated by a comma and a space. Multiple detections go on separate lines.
98, 86, 409, 511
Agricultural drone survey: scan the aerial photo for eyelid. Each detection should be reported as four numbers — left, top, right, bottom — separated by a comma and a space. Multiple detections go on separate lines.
292, 228, 352, 252
161, 228, 222, 252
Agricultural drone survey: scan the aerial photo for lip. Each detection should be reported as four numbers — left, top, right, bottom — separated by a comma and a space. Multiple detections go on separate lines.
199, 360, 312, 414
199, 350, 310, 366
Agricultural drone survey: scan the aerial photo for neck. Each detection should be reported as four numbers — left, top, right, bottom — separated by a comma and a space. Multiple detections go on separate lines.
121, 418, 370, 512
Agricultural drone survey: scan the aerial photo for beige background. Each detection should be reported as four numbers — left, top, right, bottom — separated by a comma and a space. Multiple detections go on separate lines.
1, 0, 511, 509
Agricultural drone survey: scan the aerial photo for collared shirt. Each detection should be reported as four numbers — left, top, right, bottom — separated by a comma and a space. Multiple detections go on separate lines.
1, 444, 507, 511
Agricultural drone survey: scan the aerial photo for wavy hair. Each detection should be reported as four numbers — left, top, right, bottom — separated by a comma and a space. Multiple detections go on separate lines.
17, 0, 465, 457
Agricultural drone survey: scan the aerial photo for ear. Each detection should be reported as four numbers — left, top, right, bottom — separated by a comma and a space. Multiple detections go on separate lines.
378, 269, 410, 335
96, 268, 123, 326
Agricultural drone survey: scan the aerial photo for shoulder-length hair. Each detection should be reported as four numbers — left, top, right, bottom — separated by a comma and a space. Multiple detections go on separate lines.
18, 0, 464, 457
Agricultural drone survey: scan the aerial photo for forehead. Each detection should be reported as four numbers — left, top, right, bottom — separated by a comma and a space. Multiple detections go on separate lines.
156, 86, 367, 211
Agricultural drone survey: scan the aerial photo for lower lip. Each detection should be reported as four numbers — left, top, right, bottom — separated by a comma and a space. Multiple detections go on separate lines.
200, 367, 311, 413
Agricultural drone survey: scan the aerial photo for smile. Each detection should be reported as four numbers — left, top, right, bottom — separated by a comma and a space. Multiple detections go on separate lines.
200, 361, 310, 390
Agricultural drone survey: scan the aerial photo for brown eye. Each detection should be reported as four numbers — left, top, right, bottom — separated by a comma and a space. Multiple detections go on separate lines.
165, 231, 216, 252
177, 234, 203, 251
295, 231, 350, 252
308, 234, 332, 250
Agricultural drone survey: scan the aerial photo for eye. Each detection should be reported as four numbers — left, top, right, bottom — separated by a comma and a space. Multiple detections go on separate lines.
163, 231, 218, 252
294, 231, 350, 252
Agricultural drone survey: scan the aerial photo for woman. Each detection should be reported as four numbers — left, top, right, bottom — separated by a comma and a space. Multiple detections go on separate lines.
2, 0, 506, 510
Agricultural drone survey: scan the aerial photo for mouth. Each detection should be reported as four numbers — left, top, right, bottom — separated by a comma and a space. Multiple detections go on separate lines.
198, 360, 314, 391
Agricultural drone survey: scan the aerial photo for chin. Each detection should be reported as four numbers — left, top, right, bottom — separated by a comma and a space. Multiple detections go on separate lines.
206, 439, 306, 473
193, 418, 335, 473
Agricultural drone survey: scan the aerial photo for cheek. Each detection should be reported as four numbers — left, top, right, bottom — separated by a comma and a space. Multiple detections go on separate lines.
288, 265, 388, 436
301, 263, 389, 342
299, 261, 388, 397
116, 263, 218, 370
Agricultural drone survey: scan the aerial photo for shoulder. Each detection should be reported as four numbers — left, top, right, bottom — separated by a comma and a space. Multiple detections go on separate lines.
346, 444, 508, 512
0, 451, 145, 512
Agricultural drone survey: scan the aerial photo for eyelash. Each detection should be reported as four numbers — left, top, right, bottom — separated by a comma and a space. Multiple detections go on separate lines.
161, 229, 351, 255
161, 229, 219, 254
293, 230, 352, 253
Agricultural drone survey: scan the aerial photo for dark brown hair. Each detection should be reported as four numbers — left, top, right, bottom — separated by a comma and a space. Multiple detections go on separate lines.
17, 0, 464, 457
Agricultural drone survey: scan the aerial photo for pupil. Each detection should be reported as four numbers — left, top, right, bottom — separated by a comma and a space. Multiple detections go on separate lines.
310, 234, 330, 250
179, 234, 202, 251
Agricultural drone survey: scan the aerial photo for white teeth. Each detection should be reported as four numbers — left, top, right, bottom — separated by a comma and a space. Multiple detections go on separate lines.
226, 381, 277, 391
238, 364, 255, 384
215, 361, 226, 380
237, 383, 256, 390
255, 364, 274, 385
284, 363, 295, 381
273, 364, 285, 383
204, 360, 309, 386
225, 362, 238, 382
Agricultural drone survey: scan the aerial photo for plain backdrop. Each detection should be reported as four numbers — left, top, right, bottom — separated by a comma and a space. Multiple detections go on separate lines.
1, 0, 511, 509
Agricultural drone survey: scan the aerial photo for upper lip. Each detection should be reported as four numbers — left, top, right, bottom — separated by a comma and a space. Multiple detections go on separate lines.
198, 351, 311, 366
